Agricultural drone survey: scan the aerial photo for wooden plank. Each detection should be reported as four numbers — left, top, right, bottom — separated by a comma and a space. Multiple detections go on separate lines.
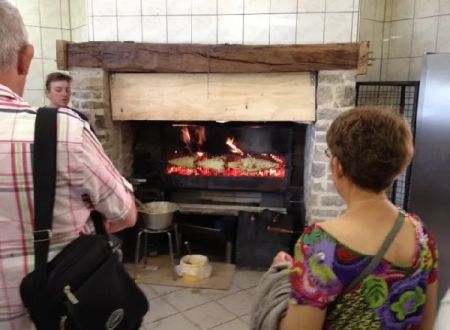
64, 42, 364, 73
56, 40, 69, 70
177, 203, 287, 215
358, 41, 370, 75
110, 72, 315, 122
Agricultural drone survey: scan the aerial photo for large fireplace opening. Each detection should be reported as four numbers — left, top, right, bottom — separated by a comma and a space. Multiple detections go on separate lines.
131, 121, 307, 268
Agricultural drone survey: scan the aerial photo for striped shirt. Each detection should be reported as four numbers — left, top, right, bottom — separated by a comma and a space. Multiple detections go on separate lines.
0, 84, 133, 329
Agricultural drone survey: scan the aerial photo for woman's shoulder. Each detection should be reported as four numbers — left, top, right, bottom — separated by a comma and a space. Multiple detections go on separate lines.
300, 222, 339, 246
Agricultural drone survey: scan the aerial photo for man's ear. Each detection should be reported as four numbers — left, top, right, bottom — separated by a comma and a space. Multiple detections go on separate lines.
17, 44, 34, 76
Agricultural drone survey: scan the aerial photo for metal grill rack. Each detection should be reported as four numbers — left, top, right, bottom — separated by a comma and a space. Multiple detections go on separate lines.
356, 82, 420, 211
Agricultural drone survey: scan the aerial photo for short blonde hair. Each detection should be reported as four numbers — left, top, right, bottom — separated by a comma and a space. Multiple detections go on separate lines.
0, 0, 28, 71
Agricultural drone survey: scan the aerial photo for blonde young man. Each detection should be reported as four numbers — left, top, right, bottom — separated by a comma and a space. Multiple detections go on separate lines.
0, 1, 137, 329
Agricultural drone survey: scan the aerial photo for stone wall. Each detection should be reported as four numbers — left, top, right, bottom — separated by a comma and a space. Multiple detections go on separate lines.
70, 67, 134, 177
304, 70, 357, 223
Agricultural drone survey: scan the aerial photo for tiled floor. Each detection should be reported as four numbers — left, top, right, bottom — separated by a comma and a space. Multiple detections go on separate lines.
139, 269, 264, 330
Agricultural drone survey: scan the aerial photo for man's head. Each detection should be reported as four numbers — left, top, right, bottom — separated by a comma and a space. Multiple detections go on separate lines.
45, 72, 72, 108
0, 0, 34, 96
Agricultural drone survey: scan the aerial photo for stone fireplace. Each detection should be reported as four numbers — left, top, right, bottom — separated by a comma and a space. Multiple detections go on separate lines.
59, 40, 366, 265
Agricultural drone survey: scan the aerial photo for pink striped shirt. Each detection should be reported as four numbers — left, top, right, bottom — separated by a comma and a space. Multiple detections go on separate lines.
0, 84, 133, 329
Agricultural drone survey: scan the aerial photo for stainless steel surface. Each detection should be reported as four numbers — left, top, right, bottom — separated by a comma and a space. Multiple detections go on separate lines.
177, 203, 287, 216
408, 53, 450, 299
138, 201, 178, 230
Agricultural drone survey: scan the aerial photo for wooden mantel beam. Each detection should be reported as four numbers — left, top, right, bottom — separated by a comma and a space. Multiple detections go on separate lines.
57, 41, 369, 74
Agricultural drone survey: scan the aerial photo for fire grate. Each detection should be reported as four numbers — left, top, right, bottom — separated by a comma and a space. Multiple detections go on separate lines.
356, 81, 420, 211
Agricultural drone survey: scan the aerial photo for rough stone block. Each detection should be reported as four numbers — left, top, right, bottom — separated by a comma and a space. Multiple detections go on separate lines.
327, 183, 336, 192
317, 85, 333, 106
81, 101, 105, 110
313, 182, 325, 192
315, 119, 331, 131
335, 85, 355, 108
315, 132, 326, 143
312, 163, 326, 178
311, 209, 339, 218
318, 72, 345, 85
321, 195, 344, 207
317, 108, 343, 121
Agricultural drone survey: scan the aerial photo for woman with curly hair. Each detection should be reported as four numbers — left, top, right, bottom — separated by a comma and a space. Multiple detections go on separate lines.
276, 107, 438, 330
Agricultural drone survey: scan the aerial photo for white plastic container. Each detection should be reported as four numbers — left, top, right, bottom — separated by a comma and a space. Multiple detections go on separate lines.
177, 255, 213, 282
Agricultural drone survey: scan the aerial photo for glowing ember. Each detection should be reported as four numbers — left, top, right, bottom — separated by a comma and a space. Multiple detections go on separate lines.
226, 137, 244, 155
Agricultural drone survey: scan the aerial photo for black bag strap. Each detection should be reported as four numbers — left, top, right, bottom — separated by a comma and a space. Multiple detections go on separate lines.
344, 211, 406, 293
32, 108, 107, 282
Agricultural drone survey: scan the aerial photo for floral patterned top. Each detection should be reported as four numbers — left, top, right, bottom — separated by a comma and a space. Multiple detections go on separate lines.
289, 215, 438, 330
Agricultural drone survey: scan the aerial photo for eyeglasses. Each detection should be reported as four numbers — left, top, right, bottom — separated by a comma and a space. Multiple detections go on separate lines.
324, 148, 331, 158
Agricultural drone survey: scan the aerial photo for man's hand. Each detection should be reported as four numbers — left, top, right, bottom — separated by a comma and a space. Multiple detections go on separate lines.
272, 251, 293, 267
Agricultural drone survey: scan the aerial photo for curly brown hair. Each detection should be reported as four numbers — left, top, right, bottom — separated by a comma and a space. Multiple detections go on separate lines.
326, 107, 413, 192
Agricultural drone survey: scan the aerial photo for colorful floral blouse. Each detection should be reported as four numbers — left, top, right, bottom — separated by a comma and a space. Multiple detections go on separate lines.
289, 215, 438, 330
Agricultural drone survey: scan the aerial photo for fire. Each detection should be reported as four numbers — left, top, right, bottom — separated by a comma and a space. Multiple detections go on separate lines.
226, 137, 244, 155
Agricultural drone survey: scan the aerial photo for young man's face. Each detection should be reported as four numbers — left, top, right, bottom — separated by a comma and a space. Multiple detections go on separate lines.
47, 80, 71, 108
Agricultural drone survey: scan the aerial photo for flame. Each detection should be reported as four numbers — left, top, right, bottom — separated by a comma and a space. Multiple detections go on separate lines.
226, 137, 244, 155
197, 152, 204, 157
195, 126, 206, 146
181, 127, 191, 144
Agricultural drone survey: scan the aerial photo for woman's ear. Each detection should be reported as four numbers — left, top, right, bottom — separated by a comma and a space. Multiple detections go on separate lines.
332, 157, 345, 178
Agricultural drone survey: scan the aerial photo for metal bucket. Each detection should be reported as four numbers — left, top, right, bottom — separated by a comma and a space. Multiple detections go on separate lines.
138, 201, 178, 230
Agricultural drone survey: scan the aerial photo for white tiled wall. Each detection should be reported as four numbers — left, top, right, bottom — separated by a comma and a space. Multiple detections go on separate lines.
359, 0, 450, 81
87, 0, 359, 45
7, 0, 88, 107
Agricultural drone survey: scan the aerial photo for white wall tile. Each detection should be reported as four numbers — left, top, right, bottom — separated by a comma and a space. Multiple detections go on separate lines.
244, 0, 270, 14
326, 0, 353, 12
92, 0, 116, 16
17, 0, 40, 26
409, 56, 423, 80
118, 16, 142, 41
380, 58, 388, 80
388, 19, 413, 58
218, 15, 243, 43
192, 16, 217, 43
88, 17, 94, 41
244, 14, 270, 44
62, 29, 71, 41
93, 16, 118, 40
391, 0, 414, 21
386, 58, 409, 80
142, 0, 166, 15
382, 22, 391, 58
43, 59, 57, 80
27, 26, 42, 58
270, 14, 296, 44
193, 0, 217, 14
218, 0, 243, 14
25, 58, 44, 90
414, 0, 439, 18
297, 0, 325, 12
61, 0, 70, 29
375, 0, 385, 21
167, 0, 192, 15
441, 0, 450, 15
142, 16, 167, 42
72, 26, 88, 42
23, 90, 45, 107
40, 0, 61, 28
70, 0, 87, 28
167, 16, 191, 43
324, 13, 352, 43
297, 13, 324, 44
384, 0, 392, 21
352, 12, 359, 42
360, 0, 376, 20
437, 15, 450, 52
359, 20, 383, 58
411, 17, 438, 57
270, 0, 297, 14
41, 28, 62, 59
358, 57, 381, 81
117, 0, 141, 16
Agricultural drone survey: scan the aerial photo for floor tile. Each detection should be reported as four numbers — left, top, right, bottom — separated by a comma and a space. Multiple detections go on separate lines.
138, 283, 159, 299
232, 270, 264, 289
217, 290, 254, 316
198, 284, 242, 301
211, 318, 249, 330
150, 284, 181, 296
164, 288, 211, 311
184, 301, 235, 330
147, 313, 200, 330
143, 297, 178, 324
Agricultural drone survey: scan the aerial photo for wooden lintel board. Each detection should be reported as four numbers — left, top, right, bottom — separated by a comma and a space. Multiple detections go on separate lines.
110, 72, 316, 122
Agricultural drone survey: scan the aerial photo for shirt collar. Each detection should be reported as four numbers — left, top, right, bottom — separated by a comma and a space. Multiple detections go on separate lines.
0, 83, 23, 101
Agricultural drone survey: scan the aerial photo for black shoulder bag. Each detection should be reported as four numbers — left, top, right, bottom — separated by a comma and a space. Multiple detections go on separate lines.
20, 108, 149, 330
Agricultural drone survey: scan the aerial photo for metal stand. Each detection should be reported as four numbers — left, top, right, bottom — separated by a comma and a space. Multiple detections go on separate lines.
134, 224, 180, 280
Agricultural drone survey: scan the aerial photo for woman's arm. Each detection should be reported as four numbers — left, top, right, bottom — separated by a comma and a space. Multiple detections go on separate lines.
411, 281, 438, 330
279, 304, 326, 330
